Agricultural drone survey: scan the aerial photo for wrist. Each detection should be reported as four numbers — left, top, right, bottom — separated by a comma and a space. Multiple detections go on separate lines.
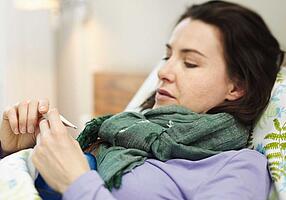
59, 168, 90, 193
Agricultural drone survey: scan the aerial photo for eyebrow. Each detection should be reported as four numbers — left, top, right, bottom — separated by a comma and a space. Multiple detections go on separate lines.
166, 44, 207, 58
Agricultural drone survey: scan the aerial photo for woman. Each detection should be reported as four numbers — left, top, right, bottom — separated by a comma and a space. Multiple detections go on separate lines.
0, 1, 284, 199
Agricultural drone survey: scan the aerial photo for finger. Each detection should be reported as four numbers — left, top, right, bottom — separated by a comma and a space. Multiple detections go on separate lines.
18, 101, 29, 134
6, 107, 19, 134
27, 100, 38, 134
47, 108, 65, 134
38, 98, 49, 114
36, 132, 41, 144
34, 125, 41, 145
39, 119, 51, 136
31, 146, 42, 170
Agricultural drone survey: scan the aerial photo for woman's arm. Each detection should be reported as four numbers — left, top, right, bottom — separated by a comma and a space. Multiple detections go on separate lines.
63, 171, 117, 200
193, 150, 271, 200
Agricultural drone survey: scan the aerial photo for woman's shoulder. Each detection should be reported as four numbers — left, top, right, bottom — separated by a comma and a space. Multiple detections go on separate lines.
147, 149, 268, 170
144, 149, 269, 186
215, 149, 269, 176
217, 148, 268, 165
146, 149, 269, 190
225, 148, 267, 159
194, 149, 271, 199
142, 149, 270, 199
212, 149, 269, 175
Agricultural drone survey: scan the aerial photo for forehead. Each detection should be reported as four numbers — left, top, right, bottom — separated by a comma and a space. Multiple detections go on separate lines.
168, 19, 224, 57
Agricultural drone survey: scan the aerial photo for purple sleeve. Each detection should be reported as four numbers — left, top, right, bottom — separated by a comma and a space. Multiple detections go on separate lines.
63, 170, 117, 200
193, 151, 271, 200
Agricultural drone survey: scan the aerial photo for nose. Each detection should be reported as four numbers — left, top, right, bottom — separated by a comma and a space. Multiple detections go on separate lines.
157, 60, 176, 83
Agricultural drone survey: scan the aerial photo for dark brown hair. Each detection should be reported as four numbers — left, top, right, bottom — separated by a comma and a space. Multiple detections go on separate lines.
141, 0, 284, 127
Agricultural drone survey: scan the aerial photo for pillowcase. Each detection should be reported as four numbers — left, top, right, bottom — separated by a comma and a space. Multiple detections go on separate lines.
251, 67, 286, 200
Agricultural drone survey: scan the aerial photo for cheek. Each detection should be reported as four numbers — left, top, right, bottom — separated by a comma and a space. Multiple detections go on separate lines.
180, 75, 217, 97
178, 78, 209, 103
179, 76, 229, 112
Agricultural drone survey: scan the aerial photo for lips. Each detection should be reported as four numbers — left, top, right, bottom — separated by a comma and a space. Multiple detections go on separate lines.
157, 88, 175, 99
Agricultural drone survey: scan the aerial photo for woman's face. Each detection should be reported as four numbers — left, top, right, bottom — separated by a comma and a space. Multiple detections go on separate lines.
153, 19, 243, 113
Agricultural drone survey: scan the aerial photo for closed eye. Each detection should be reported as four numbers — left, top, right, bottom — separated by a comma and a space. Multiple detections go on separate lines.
184, 62, 198, 68
162, 56, 198, 68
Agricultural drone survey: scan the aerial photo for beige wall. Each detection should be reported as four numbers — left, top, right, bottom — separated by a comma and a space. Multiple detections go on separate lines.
0, 1, 7, 112
56, 5, 94, 131
0, 1, 56, 114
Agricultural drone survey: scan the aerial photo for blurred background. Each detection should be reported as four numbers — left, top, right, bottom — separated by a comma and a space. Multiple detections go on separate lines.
0, 0, 285, 132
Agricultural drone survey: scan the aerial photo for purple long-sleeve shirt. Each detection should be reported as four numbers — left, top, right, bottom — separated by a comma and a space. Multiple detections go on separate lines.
63, 149, 271, 200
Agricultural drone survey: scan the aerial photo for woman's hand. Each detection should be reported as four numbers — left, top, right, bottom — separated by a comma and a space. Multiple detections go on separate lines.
0, 99, 49, 156
32, 108, 90, 193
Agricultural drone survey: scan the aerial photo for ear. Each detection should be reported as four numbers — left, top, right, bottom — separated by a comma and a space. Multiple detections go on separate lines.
225, 82, 245, 101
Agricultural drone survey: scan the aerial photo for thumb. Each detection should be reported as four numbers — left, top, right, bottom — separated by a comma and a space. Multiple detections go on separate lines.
34, 126, 41, 144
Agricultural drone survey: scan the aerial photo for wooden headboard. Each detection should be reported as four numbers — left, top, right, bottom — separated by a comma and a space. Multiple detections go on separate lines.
93, 72, 147, 116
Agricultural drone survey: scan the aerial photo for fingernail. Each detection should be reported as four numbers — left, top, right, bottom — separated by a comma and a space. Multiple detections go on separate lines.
14, 128, 19, 134
39, 106, 46, 112
28, 126, 34, 133
20, 127, 26, 134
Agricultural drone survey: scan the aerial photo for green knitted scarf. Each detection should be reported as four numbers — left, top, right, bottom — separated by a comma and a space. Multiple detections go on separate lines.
77, 105, 249, 190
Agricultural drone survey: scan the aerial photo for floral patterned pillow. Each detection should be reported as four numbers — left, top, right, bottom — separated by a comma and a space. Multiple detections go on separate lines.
251, 67, 286, 200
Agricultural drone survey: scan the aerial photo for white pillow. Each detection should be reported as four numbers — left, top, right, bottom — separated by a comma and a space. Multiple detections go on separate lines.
125, 63, 161, 112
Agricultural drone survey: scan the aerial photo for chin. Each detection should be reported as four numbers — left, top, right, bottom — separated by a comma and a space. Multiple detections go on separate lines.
152, 103, 160, 109
153, 102, 178, 109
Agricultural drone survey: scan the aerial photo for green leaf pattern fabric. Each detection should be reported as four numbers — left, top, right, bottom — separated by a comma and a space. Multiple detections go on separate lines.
252, 67, 286, 200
